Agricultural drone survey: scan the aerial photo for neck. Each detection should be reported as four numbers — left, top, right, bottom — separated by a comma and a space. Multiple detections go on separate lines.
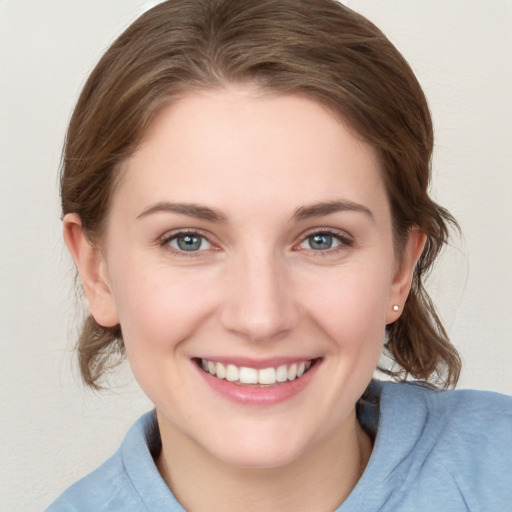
156, 409, 372, 512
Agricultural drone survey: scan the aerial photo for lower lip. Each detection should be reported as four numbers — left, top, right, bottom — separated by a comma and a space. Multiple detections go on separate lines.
195, 360, 319, 406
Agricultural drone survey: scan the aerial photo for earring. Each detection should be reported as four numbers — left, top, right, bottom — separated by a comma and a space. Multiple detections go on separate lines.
392, 305, 400, 312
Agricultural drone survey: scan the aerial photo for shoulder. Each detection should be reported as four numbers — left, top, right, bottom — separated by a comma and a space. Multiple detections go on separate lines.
44, 411, 175, 512
379, 380, 512, 450
419, 384, 512, 474
379, 381, 512, 509
44, 450, 141, 512
384, 380, 512, 434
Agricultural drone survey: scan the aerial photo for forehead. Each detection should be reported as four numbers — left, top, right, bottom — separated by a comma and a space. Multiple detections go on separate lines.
115, 88, 387, 218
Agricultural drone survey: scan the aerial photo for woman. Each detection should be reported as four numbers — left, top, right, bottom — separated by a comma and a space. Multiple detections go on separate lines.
46, 0, 512, 510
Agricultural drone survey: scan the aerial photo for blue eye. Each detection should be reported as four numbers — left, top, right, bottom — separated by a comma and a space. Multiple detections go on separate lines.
167, 233, 211, 252
308, 234, 335, 250
298, 231, 349, 251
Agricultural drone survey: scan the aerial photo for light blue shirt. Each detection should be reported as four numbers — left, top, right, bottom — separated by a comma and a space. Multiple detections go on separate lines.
45, 380, 512, 511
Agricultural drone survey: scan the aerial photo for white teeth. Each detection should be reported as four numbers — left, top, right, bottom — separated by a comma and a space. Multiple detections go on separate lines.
239, 367, 258, 384
225, 364, 239, 382
276, 364, 288, 382
215, 362, 226, 379
200, 359, 313, 385
287, 363, 297, 380
258, 367, 277, 385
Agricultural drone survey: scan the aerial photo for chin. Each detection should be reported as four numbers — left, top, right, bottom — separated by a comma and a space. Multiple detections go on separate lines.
198, 422, 316, 470
213, 443, 305, 470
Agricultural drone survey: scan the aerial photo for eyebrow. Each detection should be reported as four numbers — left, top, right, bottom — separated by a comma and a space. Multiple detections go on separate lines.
136, 202, 228, 223
292, 200, 374, 222
136, 199, 373, 223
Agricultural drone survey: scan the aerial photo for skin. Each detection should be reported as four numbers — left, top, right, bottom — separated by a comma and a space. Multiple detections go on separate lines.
64, 87, 425, 511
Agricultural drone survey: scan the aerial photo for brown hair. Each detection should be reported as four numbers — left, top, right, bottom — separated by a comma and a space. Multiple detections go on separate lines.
62, 0, 461, 389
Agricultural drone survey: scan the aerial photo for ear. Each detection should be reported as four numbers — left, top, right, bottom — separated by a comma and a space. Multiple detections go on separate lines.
386, 227, 426, 324
63, 213, 119, 327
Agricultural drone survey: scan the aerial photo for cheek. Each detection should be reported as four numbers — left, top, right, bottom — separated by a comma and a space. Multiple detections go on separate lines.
109, 268, 216, 402
109, 264, 215, 354
301, 262, 392, 348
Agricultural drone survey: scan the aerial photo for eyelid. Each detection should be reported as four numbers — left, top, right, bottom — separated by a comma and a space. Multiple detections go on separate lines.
156, 226, 353, 255
295, 227, 354, 251
158, 228, 219, 251
299, 226, 353, 242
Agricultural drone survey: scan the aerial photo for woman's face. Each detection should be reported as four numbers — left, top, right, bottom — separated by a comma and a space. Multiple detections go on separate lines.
90, 88, 415, 468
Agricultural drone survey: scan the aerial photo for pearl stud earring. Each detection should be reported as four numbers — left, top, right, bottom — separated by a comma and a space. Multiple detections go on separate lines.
392, 305, 400, 311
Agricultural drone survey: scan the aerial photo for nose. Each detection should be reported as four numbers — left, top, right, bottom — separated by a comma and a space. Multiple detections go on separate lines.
219, 250, 301, 342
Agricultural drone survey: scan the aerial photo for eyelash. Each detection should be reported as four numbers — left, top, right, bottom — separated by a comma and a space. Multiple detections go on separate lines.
158, 228, 353, 257
296, 229, 354, 255
159, 230, 216, 257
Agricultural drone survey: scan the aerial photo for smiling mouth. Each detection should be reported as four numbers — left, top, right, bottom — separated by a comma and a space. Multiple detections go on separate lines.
196, 358, 318, 386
